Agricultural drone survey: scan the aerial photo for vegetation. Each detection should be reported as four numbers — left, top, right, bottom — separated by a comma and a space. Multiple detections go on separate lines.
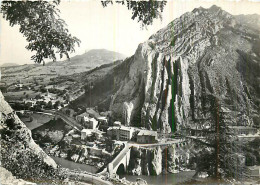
102, 0, 167, 28
1, 115, 67, 183
1, 0, 167, 64
192, 94, 249, 180
1, 0, 80, 64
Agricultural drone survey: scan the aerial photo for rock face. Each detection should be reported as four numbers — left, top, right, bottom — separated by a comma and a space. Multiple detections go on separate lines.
128, 143, 196, 176
80, 5, 260, 132
0, 91, 58, 181
0, 167, 36, 185
128, 147, 162, 176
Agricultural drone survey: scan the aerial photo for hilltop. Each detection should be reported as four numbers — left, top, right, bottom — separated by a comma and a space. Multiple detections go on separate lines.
0, 63, 19, 67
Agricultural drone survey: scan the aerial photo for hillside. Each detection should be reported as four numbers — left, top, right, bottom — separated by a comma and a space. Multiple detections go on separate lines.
1, 49, 126, 87
47, 49, 126, 67
0, 91, 60, 182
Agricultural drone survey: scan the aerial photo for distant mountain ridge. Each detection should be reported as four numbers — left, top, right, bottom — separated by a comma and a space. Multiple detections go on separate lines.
0, 63, 19, 67
47, 49, 126, 67
2, 49, 126, 86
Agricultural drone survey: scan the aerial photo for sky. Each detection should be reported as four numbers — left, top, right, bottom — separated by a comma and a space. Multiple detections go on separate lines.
0, 0, 260, 65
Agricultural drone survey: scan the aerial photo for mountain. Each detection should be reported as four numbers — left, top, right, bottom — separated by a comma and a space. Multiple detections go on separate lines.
73, 5, 260, 132
0, 63, 19, 67
47, 49, 126, 67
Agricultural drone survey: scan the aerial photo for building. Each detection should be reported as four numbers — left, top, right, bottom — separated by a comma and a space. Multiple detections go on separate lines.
107, 127, 119, 139
107, 126, 135, 141
137, 130, 158, 144
97, 117, 108, 125
81, 129, 93, 140
76, 112, 90, 125
113, 121, 121, 126
89, 118, 98, 129
228, 126, 258, 135
86, 108, 100, 119
248, 166, 260, 177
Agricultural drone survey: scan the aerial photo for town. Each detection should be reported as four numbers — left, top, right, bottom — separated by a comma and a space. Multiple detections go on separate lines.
1, 67, 260, 182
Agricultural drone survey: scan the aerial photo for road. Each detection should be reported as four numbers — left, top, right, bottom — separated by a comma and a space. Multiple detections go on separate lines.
68, 170, 113, 185
128, 139, 184, 148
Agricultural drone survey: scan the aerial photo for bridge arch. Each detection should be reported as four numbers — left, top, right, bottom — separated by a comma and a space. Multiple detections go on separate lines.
107, 144, 131, 176
116, 163, 126, 175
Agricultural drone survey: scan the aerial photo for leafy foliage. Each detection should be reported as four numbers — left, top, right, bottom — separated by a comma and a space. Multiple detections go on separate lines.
101, 0, 167, 28
1, 0, 80, 64
1, 0, 167, 64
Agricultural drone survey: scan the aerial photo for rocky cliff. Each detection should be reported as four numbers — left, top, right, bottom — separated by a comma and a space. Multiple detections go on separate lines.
128, 147, 162, 176
0, 91, 59, 182
78, 5, 259, 132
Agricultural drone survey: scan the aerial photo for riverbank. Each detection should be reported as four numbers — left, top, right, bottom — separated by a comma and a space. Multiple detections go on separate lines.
52, 156, 98, 173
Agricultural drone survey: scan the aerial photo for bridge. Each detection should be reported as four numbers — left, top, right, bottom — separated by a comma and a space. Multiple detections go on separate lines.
98, 139, 188, 177
106, 143, 131, 176
37, 110, 83, 130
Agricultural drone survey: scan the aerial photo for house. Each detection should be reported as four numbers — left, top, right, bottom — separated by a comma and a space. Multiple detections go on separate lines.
248, 166, 260, 177
76, 112, 90, 125
113, 121, 121, 126
107, 126, 135, 141
97, 117, 108, 125
86, 108, 100, 119
228, 126, 258, 135
137, 130, 158, 144
107, 127, 119, 139
89, 118, 98, 129
81, 129, 93, 140
72, 134, 80, 139
24, 99, 36, 107
118, 126, 135, 140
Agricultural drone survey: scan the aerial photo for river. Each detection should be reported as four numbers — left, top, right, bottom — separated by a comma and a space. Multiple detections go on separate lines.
122, 171, 196, 185
51, 156, 98, 173
52, 155, 195, 184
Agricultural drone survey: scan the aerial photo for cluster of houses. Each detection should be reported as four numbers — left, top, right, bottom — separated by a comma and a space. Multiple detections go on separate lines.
75, 108, 159, 144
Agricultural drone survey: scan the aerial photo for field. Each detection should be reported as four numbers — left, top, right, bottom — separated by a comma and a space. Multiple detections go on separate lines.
4, 90, 40, 101
20, 113, 53, 130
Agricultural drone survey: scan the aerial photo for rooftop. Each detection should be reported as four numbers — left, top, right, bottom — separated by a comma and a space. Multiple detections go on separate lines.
114, 121, 121, 125
89, 117, 97, 122
81, 129, 93, 134
97, 117, 107, 121
77, 112, 89, 117
107, 126, 135, 132
137, 130, 157, 136
86, 108, 100, 118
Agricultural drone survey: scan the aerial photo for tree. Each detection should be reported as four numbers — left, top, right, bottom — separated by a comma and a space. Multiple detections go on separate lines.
101, 0, 167, 28
35, 94, 42, 100
1, 1, 167, 64
46, 101, 53, 109
192, 94, 249, 180
54, 100, 61, 109
1, 0, 80, 64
